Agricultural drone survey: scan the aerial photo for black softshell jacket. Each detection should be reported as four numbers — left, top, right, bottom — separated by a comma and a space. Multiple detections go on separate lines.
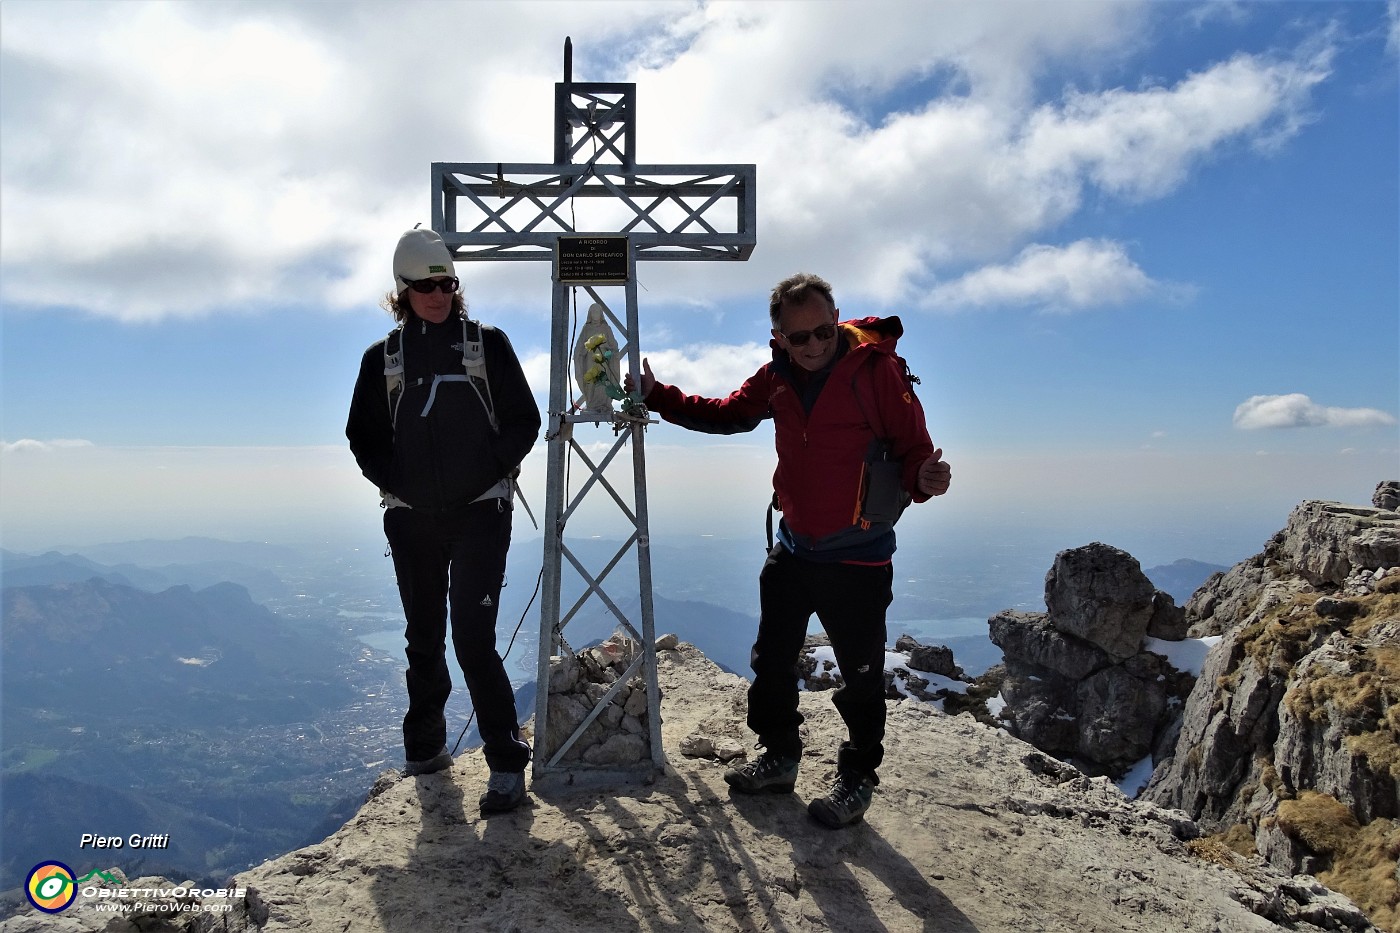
346, 312, 540, 510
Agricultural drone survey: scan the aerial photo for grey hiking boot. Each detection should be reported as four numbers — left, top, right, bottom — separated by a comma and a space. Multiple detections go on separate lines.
808, 771, 874, 828
403, 747, 453, 777
479, 770, 526, 814
724, 751, 799, 794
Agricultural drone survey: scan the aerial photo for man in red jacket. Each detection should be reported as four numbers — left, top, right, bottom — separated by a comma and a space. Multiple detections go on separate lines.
629, 272, 951, 828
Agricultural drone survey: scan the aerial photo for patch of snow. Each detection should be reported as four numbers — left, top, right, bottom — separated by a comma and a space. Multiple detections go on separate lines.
1115, 755, 1155, 799
1142, 635, 1221, 676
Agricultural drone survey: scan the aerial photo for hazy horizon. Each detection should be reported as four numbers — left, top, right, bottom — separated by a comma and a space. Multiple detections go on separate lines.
3, 437, 1389, 571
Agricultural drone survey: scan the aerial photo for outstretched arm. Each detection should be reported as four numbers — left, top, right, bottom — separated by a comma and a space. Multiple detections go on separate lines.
626, 356, 771, 435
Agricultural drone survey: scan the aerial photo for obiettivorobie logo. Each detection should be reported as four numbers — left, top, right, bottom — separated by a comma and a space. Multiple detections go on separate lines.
25, 862, 118, 913
24, 862, 244, 916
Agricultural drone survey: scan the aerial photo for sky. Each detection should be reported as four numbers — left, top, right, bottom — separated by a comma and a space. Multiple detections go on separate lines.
1, 0, 1397, 569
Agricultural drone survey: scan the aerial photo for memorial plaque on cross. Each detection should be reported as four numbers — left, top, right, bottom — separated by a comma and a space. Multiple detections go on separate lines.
429, 39, 756, 786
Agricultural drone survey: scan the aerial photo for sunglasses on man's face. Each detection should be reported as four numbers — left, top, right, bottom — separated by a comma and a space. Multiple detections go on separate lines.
778, 322, 837, 347
405, 277, 460, 295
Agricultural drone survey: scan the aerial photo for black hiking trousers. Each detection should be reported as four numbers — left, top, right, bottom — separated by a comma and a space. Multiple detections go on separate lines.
748, 543, 893, 782
385, 499, 530, 772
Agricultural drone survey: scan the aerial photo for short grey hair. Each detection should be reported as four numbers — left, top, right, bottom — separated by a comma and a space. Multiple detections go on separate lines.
768, 273, 835, 326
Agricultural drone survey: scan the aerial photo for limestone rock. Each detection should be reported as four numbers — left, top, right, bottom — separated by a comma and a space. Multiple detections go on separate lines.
1144, 493, 1400, 929
1044, 542, 1156, 661
894, 633, 963, 678
1147, 591, 1190, 639
583, 732, 647, 766
1374, 480, 1400, 511
1276, 499, 1400, 587
989, 544, 1196, 777
1274, 619, 1400, 824
989, 610, 1111, 680
1075, 661, 1169, 773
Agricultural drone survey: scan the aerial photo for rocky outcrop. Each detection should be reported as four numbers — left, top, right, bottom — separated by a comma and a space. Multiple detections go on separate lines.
1144, 487, 1400, 932
1375, 481, 1400, 512
1276, 499, 1400, 588
989, 542, 1196, 777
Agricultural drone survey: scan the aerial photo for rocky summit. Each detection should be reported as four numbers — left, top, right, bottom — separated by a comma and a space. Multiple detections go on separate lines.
4, 648, 1379, 932
4, 485, 1395, 933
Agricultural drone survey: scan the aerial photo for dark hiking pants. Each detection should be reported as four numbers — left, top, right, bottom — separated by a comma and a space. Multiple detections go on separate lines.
385, 499, 530, 773
748, 544, 893, 782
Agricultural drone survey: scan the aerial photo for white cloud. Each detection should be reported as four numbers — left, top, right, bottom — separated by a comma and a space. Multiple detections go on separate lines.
637, 343, 773, 399
1, 438, 94, 454
0, 2, 1335, 321
923, 239, 1156, 312
1232, 394, 1398, 430
520, 351, 553, 398
1019, 48, 1331, 202
1186, 2, 1252, 30
1389, 1, 1400, 56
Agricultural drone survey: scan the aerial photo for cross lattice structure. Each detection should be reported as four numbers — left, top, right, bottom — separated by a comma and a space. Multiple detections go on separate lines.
430, 40, 756, 786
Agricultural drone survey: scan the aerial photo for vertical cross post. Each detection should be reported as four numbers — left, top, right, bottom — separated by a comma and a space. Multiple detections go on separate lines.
430, 39, 755, 788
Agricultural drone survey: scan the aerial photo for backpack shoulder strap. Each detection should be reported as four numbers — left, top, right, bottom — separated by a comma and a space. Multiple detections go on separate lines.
384, 327, 405, 428
850, 351, 888, 441
850, 346, 921, 440
461, 317, 498, 432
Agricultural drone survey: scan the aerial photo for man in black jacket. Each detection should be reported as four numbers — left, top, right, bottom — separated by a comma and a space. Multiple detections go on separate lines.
346, 228, 540, 813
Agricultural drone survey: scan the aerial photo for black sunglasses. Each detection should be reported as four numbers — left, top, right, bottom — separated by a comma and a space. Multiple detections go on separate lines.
404, 277, 460, 294
779, 322, 837, 346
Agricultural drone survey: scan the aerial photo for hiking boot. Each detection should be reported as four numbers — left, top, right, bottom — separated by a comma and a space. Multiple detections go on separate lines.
723, 751, 799, 794
479, 771, 526, 814
807, 771, 874, 828
403, 747, 452, 777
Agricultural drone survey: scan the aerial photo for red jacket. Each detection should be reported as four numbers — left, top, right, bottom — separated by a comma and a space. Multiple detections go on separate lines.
646, 316, 934, 560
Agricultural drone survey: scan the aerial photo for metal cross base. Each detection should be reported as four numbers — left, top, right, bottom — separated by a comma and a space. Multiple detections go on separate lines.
533, 408, 665, 791
531, 280, 667, 786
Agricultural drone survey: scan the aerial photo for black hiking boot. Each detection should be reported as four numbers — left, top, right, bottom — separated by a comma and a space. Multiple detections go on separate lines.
723, 751, 799, 794
479, 771, 526, 814
808, 771, 874, 828
403, 747, 453, 777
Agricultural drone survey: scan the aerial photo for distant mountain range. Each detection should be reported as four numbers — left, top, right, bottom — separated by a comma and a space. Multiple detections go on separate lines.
1, 547, 290, 602
1143, 558, 1228, 604
3, 577, 357, 722
41, 536, 304, 568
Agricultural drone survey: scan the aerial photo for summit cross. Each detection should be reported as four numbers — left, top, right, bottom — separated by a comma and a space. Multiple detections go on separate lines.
428, 39, 756, 785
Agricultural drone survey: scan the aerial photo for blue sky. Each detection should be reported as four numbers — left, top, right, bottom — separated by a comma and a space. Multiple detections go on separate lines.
1, 0, 1396, 567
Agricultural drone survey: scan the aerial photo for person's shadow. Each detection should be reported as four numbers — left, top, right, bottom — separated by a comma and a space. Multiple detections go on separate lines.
365, 759, 979, 932
727, 786, 979, 932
